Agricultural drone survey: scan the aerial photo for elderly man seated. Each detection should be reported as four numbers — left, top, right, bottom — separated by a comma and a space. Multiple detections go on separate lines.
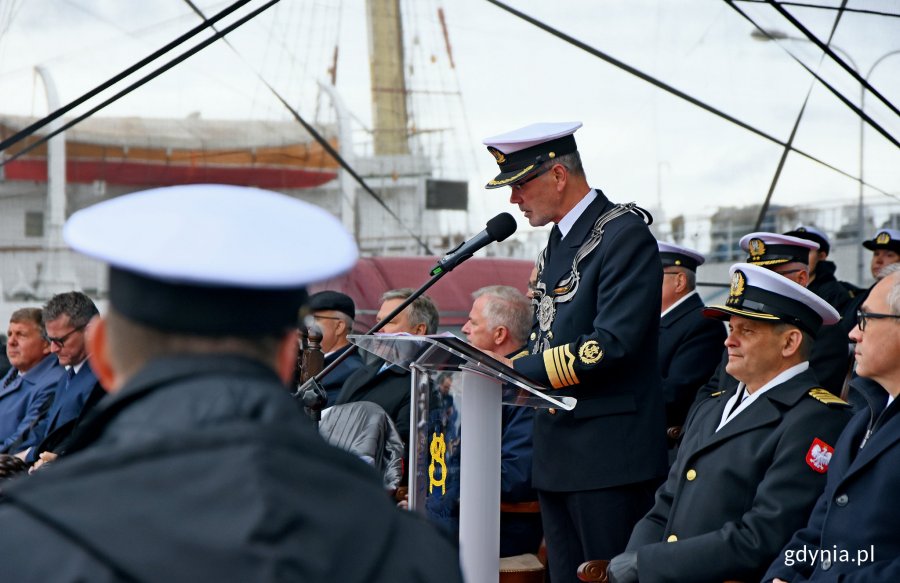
607, 263, 851, 583
763, 263, 900, 582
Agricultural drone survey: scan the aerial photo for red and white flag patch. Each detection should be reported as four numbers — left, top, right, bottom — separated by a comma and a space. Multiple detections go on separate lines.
806, 438, 834, 473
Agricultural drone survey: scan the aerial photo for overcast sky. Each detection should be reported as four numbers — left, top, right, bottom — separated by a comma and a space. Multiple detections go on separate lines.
1, 0, 897, 237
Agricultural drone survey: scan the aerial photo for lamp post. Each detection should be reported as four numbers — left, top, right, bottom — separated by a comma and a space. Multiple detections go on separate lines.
751, 29, 900, 284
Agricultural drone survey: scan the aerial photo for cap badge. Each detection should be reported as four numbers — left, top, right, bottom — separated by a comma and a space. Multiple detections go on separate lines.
805, 438, 833, 473
727, 270, 745, 305
876, 231, 891, 245
578, 340, 603, 365
748, 238, 766, 259
488, 146, 506, 165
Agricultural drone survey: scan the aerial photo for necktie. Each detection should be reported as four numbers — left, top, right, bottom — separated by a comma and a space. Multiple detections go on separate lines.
2, 370, 17, 388
547, 225, 562, 257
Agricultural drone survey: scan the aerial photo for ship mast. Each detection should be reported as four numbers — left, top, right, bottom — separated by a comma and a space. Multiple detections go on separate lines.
366, 0, 410, 155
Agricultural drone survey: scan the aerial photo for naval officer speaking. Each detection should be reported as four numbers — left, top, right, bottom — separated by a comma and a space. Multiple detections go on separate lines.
484, 121, 668, 582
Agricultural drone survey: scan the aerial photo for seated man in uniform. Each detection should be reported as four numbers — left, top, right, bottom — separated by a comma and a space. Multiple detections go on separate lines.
335, 288, 439, 442
656, 242, 726, 433
843, 228, 900, 329
764, 264, 900, 582
462, 285, 542, 557
0, 185, 463, 582
694, 232, 850, 402
608, 263, 851, 583
783, 225, 855, 313
306, 290, 363, 407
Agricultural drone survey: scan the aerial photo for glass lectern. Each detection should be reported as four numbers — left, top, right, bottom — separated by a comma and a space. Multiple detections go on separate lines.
349, 333, 576, 583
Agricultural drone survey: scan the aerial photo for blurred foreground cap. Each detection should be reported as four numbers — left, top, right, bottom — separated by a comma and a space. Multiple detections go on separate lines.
64, 184, 358, 335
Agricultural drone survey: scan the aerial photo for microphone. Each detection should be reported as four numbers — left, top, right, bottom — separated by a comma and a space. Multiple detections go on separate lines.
430, 212, 518, 275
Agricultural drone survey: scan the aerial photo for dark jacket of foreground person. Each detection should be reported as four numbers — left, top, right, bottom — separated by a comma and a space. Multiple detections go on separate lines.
0, 355, 463, 583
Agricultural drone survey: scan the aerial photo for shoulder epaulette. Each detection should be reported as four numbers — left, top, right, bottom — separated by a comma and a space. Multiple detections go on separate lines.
511, 349, 529, 361
808, 388, 851, 408
710, 391, 725, 398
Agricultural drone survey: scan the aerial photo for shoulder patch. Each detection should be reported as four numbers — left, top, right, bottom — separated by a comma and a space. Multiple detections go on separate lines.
808, 388, 851, 408
709, 391, 725, 398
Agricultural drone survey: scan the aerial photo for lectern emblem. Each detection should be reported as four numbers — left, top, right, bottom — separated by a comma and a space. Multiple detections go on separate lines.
429, 432, 447, 495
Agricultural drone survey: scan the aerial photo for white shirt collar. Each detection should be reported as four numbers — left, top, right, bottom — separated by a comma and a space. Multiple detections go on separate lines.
556, 188, 596, 239
716, 361, 809, 432
661, 290, 698, 319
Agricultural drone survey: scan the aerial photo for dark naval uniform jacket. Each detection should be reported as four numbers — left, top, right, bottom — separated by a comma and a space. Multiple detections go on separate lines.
0, 355, 463, 583
513, 190, 668, 491
335, 359, 412, 440
626, 368, 851, 583
764, 377, 900, 582
809, 260, 854, 314
658, 292, 726, 429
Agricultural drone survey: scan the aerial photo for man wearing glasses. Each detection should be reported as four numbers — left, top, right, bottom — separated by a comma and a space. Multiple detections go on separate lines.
306, 290, 363, 407
764, 263, 900, 582
23, 292, 104, 467
483, 122, 668, 581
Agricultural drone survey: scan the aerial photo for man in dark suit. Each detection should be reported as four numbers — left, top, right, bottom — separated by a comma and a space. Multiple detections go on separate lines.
657, 242, 726, 432
608, 263, 852, 583
0, 308, 63, 453
483, 122, 668, 581
307, 291, 364, 407
764, 264, 900, 582
335, 288, 439, 442
23, 291, 105, 465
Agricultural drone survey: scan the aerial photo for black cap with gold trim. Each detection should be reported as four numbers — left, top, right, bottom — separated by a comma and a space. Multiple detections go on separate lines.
482, 122, 582, 189
703, 263, 839, 335
862, 228, 900, 253
658, 241, 705, 272
739, 232, 819, 267
784, 225, 830, 255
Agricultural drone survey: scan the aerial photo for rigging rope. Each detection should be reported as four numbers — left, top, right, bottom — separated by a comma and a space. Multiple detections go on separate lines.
752, 0, 848, 231
484, 0, 895, 198
0, 0, 255, 155
181, 0, 434, 254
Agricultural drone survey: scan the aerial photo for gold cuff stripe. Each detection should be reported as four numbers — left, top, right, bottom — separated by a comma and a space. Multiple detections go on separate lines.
487, 164, 537, 186
543, 345, 579, 389
544, 350, 563, 389
561, 344, 579, 386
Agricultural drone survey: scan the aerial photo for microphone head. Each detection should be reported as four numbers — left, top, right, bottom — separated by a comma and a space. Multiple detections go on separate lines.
486, 212, 517, 242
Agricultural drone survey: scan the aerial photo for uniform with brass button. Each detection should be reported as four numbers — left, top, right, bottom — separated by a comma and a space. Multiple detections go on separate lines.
614, 263, 852, 583
484, 122, 668, 581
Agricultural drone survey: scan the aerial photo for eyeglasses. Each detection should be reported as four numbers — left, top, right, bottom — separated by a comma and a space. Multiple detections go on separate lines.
511, 166, 553, 191
44, 324, 86, 348
856, 309, 900, 331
